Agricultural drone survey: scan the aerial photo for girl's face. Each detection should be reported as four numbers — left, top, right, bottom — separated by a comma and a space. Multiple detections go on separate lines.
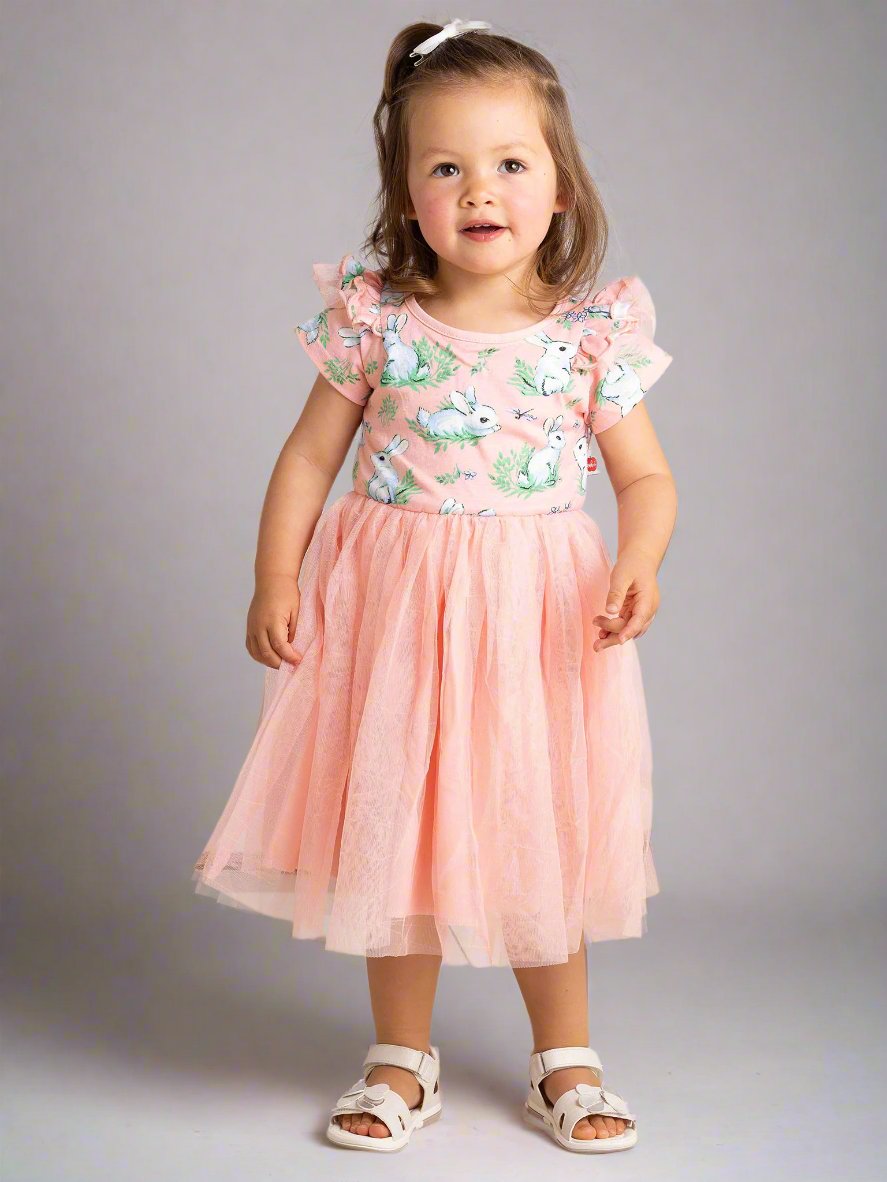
405, 84, 567, 285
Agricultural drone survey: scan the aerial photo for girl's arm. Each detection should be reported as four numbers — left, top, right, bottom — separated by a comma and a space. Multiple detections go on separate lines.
592, 403, 677, 649
598, 402, 677, 570
246, 374, 363, 668
255, 373, 363, 579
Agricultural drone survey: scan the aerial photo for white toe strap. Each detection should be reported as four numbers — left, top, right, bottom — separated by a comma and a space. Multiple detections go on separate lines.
552, 1083, 636, 1140
330, 1081, 412, 1138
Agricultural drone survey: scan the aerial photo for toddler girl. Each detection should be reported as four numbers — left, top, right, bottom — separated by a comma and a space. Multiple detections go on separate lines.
193, 16, 676, 1155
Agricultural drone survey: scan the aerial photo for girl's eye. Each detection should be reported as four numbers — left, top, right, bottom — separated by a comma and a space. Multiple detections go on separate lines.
430, 159, 527, 177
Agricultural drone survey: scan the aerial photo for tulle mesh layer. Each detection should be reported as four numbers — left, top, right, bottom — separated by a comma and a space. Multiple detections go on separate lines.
192, 492, 659, 968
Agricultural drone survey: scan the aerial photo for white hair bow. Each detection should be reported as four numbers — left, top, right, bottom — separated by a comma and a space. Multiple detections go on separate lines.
409, 18, 492, 65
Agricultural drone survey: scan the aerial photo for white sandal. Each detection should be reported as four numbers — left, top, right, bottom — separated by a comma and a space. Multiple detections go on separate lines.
326, 1042, 442, 1152
523, 1045, 638, 1153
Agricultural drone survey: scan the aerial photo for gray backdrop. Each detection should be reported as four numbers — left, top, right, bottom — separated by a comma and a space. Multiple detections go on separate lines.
3, 2, 884, 1178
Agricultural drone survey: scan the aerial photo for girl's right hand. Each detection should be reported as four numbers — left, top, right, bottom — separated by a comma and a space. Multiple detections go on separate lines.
245, 574, 303, 669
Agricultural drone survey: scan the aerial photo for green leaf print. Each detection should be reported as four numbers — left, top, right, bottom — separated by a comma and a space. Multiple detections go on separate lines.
415, 337, 433, 367
469, 347, 498, 377
618, 346, 654, 370
489, 444, 562, 498
434, 465, 465, 486
322, 356, 363, 390
298, 308, 331, 350
377, 391, 398, 425
422, 338, 459, 384
340, 259, 366, 288
508, 358, 539, 397
365, 357, 379, 376
396, 468, 420, 502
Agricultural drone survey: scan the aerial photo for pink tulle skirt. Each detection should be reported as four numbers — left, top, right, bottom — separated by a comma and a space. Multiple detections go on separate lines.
192, 491, 659, 968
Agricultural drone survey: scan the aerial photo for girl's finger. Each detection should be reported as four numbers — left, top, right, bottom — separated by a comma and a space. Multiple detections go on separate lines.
269, 625, 300, 664
604, 581, 630, 616
632, 611, 657, 641
617, 597, 656, 642
596, 612, 646, 648
256, 630, 283, 669
593, 613, 626, 633
594, 623, 627, 650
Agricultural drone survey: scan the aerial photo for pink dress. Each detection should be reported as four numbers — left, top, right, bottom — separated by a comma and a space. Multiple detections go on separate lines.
192, 251, 674, 968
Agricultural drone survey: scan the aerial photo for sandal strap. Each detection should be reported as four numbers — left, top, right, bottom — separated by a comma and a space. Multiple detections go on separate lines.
330, 1082, 412, 1139
362, 1043, 439, 1094
552, 1084, 636, 1140
529, 1045, 603, 1088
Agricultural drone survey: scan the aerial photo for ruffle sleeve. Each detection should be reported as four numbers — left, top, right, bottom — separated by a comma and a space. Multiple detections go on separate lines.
577, 275, 673, 435
293, 252, 385, 406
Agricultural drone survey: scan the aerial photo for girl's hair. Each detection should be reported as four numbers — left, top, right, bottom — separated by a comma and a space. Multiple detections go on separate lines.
362, 21, 609, 316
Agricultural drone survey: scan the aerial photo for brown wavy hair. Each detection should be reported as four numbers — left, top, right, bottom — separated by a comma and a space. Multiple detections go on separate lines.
361, 21, 609, 317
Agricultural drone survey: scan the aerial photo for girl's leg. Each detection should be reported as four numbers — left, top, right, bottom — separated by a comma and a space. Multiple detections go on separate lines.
511, 941, 626, 1142
336, 952, 442, 1138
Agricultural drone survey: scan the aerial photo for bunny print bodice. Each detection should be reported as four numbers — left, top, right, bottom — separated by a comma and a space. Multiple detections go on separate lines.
296, 253, 673, 517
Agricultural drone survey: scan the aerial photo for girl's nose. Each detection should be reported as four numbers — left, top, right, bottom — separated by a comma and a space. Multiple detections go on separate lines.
460, 183, 499, 207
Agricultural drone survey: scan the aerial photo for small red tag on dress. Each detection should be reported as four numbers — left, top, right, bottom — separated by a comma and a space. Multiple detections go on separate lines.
586, 456, 598, 473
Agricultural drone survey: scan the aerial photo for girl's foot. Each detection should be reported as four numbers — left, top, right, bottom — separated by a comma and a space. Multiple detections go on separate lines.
539, 1065, 628, 1141
334, 1057, 427, 1138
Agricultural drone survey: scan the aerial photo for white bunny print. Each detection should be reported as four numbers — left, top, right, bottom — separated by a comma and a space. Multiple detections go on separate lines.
572, 431, 589, 493
380, 313, 431, 384
438, 498, 497, 516
415, 385, 501, 441
297, 255, 671, 515
367, 434, 410, 504
517, 415, 566, 489
524, 332, 580, 396
596, 359, 646, 419
298, 311, 368, 351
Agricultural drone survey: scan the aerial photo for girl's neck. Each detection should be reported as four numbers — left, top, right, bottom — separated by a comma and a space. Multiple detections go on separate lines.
417, 264, 559, 334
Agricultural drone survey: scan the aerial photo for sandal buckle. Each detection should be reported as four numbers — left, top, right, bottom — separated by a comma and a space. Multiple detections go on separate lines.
574, 1082, 607, 1113
357, 1082, 390, 1109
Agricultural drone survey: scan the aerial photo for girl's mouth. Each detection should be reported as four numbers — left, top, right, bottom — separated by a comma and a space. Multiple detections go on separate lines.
460, 224, 506, 242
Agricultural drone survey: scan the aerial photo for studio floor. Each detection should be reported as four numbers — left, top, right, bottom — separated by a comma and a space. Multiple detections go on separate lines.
4, 897, 883, 1181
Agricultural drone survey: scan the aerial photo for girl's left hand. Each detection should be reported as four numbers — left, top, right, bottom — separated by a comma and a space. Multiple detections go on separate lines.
592, 553, 660, 651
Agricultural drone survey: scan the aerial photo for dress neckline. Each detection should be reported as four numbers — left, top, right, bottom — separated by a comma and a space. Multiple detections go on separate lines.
403, 292, 573, 344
